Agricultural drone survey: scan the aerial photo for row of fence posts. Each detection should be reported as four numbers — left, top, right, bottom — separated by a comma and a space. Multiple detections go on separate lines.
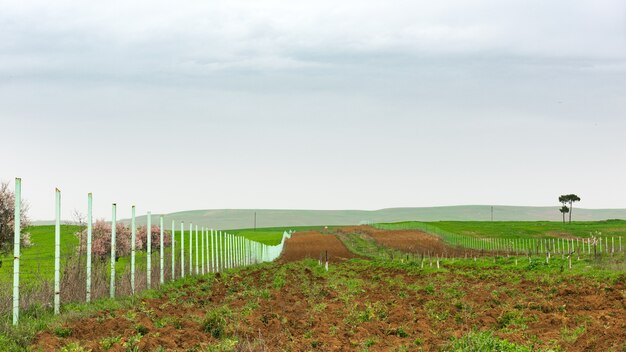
10, 178, 291, 326
373, 223, 624, 257
453, 236, 623, 257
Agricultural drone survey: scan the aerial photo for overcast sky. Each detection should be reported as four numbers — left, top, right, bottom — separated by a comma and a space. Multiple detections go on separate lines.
1, 0, 626, 220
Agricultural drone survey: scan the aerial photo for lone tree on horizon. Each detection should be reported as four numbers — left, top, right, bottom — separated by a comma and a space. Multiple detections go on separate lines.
558, 195, 569, 223
559, 205, 569, 223
559, 194, 581, 224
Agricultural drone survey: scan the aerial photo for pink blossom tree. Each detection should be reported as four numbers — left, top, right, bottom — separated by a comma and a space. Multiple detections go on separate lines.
136, 225, 171, 250
76, 219, 132, 259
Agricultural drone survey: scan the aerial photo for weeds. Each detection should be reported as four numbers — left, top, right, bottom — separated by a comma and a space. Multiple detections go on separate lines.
202, 306, 231, 339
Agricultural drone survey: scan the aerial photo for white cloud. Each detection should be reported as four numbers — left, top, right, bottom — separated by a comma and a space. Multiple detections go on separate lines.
1, 0, 624, 77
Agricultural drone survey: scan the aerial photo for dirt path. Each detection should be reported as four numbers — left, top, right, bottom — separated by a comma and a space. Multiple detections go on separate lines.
279, 231, 362, 263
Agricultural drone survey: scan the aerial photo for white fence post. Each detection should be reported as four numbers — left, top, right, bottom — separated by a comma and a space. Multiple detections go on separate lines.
131, 206, 136, 294
211, 229, 215, 272
54, 188, 61, 315
180, 222, 185, 278
171, 220, 175, 280
86, 193, 93, 303
110, 203, 117, 298
189, 223, 193, 275
160, 216, 164, 284
195, 225, 199, 274
218, 231, 222, 271
201, 227, 205, 274
147, 212, 151, 289
12, 177, 21, 326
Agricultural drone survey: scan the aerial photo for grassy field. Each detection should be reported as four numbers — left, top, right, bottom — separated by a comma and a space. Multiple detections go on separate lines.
377, 220, 626, 239
0, 225, 81, 283
230, 225, 336, 245
5, 221, 623, 285
375, 221, 626, 254
0, 225, 290, 285
432, 220, 626, 238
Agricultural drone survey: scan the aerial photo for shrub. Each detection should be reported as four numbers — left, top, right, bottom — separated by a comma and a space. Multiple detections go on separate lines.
20, 232, 32, 247
76, 222, 171, 259
76, 220, 132, 259
136, 225, 171, 250
0, 180, 30, 253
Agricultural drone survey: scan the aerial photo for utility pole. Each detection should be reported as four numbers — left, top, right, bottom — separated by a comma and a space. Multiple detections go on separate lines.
254, 211, 256, 231
491, 206, 494, 221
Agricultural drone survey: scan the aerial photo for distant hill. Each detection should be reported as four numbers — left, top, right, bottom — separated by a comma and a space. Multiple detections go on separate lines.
106, 206, 626, 229
32, 206, 626, 229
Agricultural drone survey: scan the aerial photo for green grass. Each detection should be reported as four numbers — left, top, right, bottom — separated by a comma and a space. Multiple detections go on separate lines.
446, 330, 532, 352
375, 220, 626, 253
0, 225, 288, 285
229, 225, 338, 245
0, 225, 81, 284
432, 220, 626, 239
377, 220, 626, 239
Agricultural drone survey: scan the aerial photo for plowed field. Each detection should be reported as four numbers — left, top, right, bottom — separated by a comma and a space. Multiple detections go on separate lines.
337, 226, 474, 256
32, 259, 626, 352
279, 231, 362, 263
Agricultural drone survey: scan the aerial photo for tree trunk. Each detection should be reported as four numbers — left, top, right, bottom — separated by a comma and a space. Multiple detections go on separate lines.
569, 201, 573, 224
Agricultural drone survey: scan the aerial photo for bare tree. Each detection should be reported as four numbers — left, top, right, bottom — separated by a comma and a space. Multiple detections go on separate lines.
0, 180, 30, 253
71, 209, 86, 227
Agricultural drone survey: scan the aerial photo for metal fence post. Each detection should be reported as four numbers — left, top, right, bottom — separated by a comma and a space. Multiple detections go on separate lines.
147, 212, 152, 289
180, 222, 185, 277
171, 220, 175, 280
207, 229, 210, 271
12, 177, 21, 326
201, 227, 205, 274
195, 225, 199, 274
54, 188, 61, 315
189, 223, 193, 275
131, 206, 136, 294
86, 193, 93, 303
211, 229, 215, 272
217, 231, 221, 271
110, 203, 117, 298
160, 216, 164, 284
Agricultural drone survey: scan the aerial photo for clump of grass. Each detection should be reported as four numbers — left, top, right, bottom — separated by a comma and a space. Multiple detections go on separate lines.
123, 333, 142, 352
561, 324, 586, 343
273, 268, 287, 289
54, 326, 72, 338
496, 310, 530, 331
202, 306, 232, 338
447, 330, 531, 351
59, 342, 91, 352
99, 335, 121, 350
134, 323, 149, 336
386, 327, 409, 338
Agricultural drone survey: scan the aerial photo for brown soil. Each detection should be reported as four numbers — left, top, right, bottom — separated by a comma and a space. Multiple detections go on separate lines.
337, 226, 479, 256
31, 262, 626, 352
30, 230, 626, 352
279, 231, 362, 263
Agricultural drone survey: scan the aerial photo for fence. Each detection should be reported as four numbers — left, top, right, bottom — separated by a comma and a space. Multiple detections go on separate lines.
4, 178, 291, 326
373, 222, 625, 258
